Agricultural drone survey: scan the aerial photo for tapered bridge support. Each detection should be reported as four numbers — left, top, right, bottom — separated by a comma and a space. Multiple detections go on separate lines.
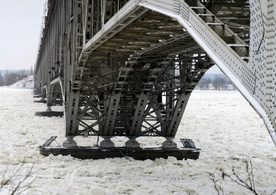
125, 138, 141, 149
162, 137, 177, 149
100, 137, 115, 148
63, 136, 77, 148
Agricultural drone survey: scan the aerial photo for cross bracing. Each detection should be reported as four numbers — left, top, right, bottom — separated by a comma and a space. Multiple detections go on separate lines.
35, 0, 276, 156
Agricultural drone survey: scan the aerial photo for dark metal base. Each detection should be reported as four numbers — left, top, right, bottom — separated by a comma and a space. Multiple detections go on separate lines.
34, 99, 47, 103
35, 111, 63, 117
40, 136, 200, 160
40, 146, 200, 160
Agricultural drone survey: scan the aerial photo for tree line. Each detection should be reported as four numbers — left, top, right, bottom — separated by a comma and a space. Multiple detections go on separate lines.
0, 69, 33, 86
0, 69, 234, 90
196, 74, 235, 90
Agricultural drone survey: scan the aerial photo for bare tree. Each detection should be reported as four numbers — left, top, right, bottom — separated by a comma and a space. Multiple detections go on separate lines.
0, 70, 31, 86
0, 157, 34, 194
213, 75, 227, 90
209, 160, 276, 195
208, 171, 225, 195
197, 77, 212, 89
0, 73, 4, 86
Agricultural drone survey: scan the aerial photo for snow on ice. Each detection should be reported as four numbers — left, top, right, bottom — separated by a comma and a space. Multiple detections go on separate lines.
2, 75, 34, 89
0, 86, 275, 194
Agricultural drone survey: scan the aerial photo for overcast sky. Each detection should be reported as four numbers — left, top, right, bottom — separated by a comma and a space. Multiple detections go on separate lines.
0, 0, 45, 70
0, 0, 222, 75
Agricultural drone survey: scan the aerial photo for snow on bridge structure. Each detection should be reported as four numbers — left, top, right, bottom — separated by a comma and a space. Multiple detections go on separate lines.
34, 0, 276, 160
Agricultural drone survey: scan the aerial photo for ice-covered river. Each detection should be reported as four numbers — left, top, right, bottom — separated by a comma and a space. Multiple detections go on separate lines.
0, 88, 275, 194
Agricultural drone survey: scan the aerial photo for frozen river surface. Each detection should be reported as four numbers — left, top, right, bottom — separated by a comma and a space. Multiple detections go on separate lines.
0, 88, 275, 194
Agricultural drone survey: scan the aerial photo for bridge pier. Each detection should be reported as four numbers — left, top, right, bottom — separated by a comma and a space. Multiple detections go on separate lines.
100, 137, 115, 148
40, 136, 200, 160
125, 138, 141, 149
162, 137, 177, 149
63, 136, 77, 148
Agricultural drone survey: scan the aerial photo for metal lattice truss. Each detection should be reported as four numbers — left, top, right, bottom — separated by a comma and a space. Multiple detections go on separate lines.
35, 0, 276, 148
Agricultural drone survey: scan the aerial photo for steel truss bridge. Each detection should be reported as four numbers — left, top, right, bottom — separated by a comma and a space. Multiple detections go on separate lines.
35, 0, 276, 159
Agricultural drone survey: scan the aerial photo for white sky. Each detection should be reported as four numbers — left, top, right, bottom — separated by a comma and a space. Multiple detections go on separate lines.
206, 65, 222, 74
0, 0, 223, 74
0, 0, 45, 70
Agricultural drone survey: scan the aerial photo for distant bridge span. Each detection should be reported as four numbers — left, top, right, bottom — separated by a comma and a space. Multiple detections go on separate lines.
35, 0, 276, 159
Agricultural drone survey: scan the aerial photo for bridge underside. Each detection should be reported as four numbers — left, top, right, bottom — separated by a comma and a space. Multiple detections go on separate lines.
35, 0, 276, 159
74, 16, 211, 138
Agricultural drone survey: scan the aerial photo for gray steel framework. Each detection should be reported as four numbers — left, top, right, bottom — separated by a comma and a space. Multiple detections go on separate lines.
35, 0, 276, 152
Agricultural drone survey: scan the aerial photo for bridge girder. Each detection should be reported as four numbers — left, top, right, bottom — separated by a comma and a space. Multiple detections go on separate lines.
35, 0, 276, 156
